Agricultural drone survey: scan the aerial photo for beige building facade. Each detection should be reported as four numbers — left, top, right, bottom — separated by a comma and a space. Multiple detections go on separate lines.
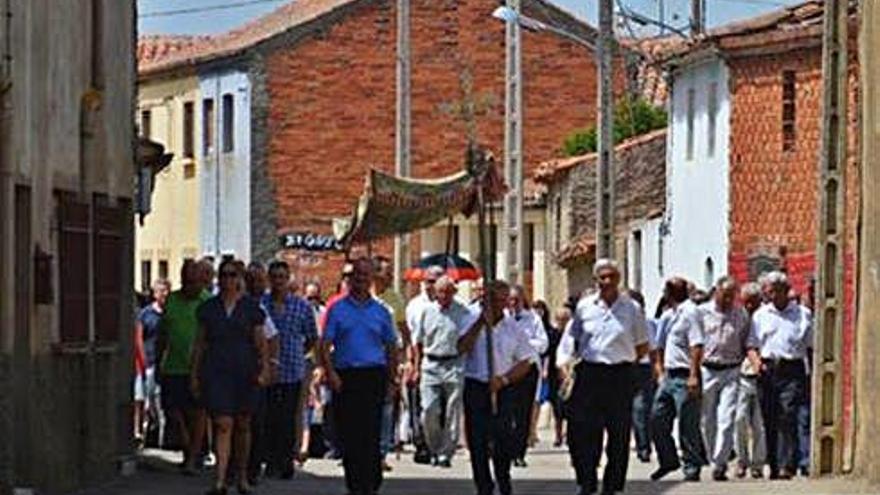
136, 76, 203, 291
0, 0, 137, 493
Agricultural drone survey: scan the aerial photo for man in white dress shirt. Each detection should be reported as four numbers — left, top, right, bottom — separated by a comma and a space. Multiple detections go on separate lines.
458, 280, 534, 495
651, 276, 706, 482
562, 260, 649, 495
506, 285, 547, 467
750, 271, 812, 480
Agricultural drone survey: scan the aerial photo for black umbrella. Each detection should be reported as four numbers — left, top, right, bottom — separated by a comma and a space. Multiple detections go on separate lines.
404, 253, 481, 282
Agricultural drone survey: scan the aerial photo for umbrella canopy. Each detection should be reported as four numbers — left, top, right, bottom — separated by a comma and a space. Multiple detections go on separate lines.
404, 253, 481, 282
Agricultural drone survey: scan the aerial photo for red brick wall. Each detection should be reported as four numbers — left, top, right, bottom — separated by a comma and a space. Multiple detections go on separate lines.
727, 45, 860, 439
262, 0, 623, 288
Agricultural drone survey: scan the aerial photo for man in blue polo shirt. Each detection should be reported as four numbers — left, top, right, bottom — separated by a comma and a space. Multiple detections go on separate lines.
319, 258, 399, 495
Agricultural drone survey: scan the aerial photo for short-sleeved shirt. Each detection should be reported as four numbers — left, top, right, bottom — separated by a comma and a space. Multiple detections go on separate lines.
460, 314, 533, 383
639, 318, 658, 365
569, 293, 649, 365
262, 293, 318, 384
324, 295, 398, 370
415, 300, 473, 384
699, 301, 751, 366
748, 302, 813, 360
160, 290, 211, 375
138, 304, 163, 368
656, 300, 705, 370
406, 293, 433, 334
376, 290, 406, 348
507, 309, 548, 364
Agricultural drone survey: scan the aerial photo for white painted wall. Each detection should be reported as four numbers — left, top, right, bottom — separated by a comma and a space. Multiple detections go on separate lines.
199, 71, 252, 261
627, 217, 664, 314
664, 58, 731, 291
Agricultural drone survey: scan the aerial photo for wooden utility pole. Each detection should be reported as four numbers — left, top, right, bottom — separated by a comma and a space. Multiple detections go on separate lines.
596, 0, 615, 260
812, 0, 849, 476
855, 0, 880, 482
503, 0, 524, 284
393, 0, 411, 292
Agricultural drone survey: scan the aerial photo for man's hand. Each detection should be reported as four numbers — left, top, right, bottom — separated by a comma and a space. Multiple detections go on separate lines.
489, 375, 509, 394
257, 366, 272, 387
686, 374, 701, 398
327, 370, 343, 392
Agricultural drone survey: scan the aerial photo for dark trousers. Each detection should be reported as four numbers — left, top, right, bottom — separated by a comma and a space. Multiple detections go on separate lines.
334, 367, 387, 495
247, 388, 269, 478
566, 362, 635, 493
265, 382, 302, 474
651, 372, 706, 476
631, 364, 655, 458
512, 365, 539, 459
464, 378, 518, 495
759, 360, 806, 474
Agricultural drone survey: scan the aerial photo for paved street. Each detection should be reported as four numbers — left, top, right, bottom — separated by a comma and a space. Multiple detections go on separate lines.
78, 439, 876, 495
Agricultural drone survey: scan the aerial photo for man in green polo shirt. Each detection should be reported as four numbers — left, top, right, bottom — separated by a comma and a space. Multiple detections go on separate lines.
157, 259, 212, 474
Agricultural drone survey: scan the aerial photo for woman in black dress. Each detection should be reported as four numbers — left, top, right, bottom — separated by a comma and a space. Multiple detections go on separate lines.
191, 259, 271, 494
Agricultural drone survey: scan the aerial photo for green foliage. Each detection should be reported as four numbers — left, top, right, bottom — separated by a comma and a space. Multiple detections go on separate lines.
562, 97, 668, 157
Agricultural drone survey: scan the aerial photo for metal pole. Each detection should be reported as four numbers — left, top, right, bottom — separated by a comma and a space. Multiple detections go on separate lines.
503, 0, 524, 284
393, 0, 411, 293
596, 0, 615, 260
690, 0, 704, 36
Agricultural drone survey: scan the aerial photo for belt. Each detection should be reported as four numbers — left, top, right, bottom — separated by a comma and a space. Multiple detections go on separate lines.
579, 361, 634, 370
702, 361, 740, 371
762, 357, 803, 367
425, 354, 459, 362
666, 368, 691, 378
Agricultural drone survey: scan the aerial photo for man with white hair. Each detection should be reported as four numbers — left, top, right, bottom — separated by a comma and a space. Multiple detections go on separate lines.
562, 259, 649, 495
405, 265, 445, 464
412, 276, 470, 468
698, 276, 759, 481
749, 271, 812, 480
734, 282, 767, 479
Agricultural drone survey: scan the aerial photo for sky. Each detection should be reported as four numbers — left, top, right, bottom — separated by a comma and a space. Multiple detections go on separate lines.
138, 0, 804, 37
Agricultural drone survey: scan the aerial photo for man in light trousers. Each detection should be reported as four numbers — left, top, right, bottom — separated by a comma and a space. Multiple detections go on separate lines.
734, 282, 767, 479
413, 276, 469, 467
698, 276, 756, 481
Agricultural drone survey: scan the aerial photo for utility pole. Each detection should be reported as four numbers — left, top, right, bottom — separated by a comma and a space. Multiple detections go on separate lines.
596, 0, 615, 260
393, 0, 411, 293
690, 0, 704, 35
813, 0, 849, 477
502, 0, 524, 284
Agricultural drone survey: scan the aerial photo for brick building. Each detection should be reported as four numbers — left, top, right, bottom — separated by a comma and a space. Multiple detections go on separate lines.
661, 0, 860, 474
138, 0, 634, 296
534, 129, 667, 310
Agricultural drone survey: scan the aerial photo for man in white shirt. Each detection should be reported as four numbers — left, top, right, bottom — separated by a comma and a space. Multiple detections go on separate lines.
506, 285, 547, 467
458, 280, 534, 495
651, 277, 706, 482
749, 271, 812, 480
562, 260, 649, 495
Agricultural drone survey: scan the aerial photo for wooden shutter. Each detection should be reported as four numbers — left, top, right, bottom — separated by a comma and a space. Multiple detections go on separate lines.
58, 193, 90, 343
93, 195, 126, 342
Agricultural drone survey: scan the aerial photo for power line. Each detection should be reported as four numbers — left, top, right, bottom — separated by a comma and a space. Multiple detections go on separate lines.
139, 0, 284, 19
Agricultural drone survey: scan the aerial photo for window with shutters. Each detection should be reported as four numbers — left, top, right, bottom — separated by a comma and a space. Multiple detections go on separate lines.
222, 94, 234, 152
686, 88, 696, 161
183, 101, 195, 159
93, 195, 127, 343
524, 224, 535, 272
203, 98, 215, 155
158, 260, 169, 280
782, 71, 796, 152
707, 82, 718, 158
58, 193, 91, 343
141, 109, 152, 139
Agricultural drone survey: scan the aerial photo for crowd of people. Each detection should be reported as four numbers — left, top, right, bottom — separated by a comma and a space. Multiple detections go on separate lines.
131, 254, 813, 495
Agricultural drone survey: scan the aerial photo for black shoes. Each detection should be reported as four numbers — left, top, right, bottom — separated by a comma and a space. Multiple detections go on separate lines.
636, 450, 651, 463
650, 464, 680, 481
512, 458, 528, 468
683, 472, 701, 482
712, 468, 728, 481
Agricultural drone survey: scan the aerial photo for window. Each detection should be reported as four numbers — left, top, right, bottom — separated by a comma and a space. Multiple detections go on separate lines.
554, 195, 562, 252
93, 195, 127, 342
707, 82, 718, 157
222, 94, 234, 152
203, 98, 215, 155
58, 194, 91, 342
686, 88, 696, 160
140, 109, 152, 139
782, 70, 796, 152
140, 260, 152, 294
158, 260, 169, 280
183, 101, 195, 158
524, 223, 535, 271
632, 230, 643, 291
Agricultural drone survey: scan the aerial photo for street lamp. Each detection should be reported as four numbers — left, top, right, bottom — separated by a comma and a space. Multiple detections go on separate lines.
492, 6, 597, 50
